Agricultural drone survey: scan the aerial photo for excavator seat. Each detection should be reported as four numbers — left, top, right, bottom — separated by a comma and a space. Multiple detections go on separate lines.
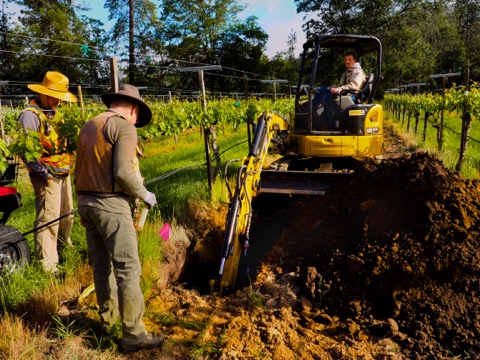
327, 73, 375, 118
359, 72, 374, 103
341, 73, 374, 105
297, 73, 376, 132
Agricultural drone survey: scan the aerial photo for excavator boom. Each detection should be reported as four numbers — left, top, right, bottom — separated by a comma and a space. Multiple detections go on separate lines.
210, 111, 289, 296
210, 110, 360, 295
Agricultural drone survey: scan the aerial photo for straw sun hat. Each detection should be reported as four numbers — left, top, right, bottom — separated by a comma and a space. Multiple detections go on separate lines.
27, 71, 78, 103
101, 84, 152, 128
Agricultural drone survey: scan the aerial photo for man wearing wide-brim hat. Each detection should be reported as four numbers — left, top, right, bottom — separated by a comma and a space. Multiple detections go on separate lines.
75, 84, 164, 352
18, 71, 78, 274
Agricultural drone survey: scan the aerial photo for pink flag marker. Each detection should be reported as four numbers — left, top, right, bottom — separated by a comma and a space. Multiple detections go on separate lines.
159, 223, 171, 241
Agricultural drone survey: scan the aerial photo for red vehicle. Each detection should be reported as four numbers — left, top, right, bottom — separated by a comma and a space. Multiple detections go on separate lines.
0, 156, 30, 272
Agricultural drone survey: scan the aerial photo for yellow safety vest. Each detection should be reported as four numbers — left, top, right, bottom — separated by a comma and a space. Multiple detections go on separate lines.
22, 101, 73, 175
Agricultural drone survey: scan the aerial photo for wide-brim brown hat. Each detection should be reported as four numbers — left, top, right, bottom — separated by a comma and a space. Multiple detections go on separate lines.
101, 84, 152, 128
28, 71, 78, 103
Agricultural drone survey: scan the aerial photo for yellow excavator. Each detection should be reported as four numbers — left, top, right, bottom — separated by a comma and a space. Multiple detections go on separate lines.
210, 34, 384, 296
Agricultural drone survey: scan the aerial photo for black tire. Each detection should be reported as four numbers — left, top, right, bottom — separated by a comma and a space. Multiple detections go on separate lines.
0, 224, 31, 273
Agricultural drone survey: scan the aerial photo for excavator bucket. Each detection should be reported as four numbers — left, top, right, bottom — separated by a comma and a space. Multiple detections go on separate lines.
259, 169, 350, 195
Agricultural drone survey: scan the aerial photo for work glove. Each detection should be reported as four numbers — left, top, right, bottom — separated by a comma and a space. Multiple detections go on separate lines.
143, 191, 157, 208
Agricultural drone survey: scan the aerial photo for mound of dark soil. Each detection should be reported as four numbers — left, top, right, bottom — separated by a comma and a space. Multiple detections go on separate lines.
269, 152, 480, 358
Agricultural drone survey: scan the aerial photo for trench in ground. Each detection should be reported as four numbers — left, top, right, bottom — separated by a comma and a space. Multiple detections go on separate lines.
180, 193, 309, 295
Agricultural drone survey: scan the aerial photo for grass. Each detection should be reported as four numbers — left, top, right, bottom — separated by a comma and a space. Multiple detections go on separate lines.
247, 285, 266, 311
51, 315, 81, 340
0, 264, 51, 313
141, 125, 250, 224
0, 313, 46, 358
385, 109, 480, 178
154, 311, 223, 356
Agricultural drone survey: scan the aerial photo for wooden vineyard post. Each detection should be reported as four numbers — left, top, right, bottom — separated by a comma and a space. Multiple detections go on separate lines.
0, 98, 4, 139
260, 79, 288, 103
456, 69, 471, 173
243, 75, 249, 99
179, 65, 222, 194
429, 72, 462, 151
77, 85, 84, 119
110, 57, 119, 92
198, 69, 212, 192
440, 77, 446, 146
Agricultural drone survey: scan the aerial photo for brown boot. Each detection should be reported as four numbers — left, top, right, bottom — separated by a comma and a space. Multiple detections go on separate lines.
121, 332, 165, 352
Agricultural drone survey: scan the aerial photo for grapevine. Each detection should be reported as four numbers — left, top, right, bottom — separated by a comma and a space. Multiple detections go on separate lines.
0, 138, 11, 173
1, 98, 294, 161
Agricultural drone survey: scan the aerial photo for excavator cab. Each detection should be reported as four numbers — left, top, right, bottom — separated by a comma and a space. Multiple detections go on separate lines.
258, 34, 383, 195
292, 34, 383, 158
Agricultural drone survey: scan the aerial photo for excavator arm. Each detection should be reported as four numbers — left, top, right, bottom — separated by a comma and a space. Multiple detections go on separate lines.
210, 111, 289, 296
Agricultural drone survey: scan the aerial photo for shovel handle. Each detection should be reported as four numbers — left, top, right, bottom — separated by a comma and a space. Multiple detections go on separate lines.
136, 206, 149, 231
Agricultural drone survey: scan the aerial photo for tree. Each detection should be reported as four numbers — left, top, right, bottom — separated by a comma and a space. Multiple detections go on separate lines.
5, 0, 109, 88
452, 0, 480, 78
287, 29, 297, 60
420, 3, 466, 76
294, 0, 425, 36
382, 25, 436, 88
105, 0, 161, 85
1, 0, 17, 81
293, 0, 480, 90
159, 0, 245, 75
216, 16, 268, 93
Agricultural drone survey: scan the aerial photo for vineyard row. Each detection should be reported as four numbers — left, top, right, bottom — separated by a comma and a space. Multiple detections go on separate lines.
0, 98, 294, 173
383, 83, 480, 172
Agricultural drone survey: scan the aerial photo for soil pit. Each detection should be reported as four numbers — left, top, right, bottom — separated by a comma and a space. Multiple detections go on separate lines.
180, 150, 480, 359
261, 151, 480, 358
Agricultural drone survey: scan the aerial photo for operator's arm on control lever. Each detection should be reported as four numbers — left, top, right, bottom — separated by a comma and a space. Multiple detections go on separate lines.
210, 111, 289, 296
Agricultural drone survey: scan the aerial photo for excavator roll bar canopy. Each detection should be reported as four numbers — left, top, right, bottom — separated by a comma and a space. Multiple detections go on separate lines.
297, 34, 383, 108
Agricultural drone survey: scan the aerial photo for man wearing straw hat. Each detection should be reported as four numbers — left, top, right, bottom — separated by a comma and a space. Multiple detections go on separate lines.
18, 71, 78, 274
75, 84, 164, 352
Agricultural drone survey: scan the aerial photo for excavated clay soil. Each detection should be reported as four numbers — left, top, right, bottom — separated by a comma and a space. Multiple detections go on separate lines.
265, 151, 480, 359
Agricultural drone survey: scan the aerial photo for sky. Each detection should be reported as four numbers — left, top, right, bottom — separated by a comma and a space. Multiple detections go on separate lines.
77, 0, 307, 58
236, 1, 307, 57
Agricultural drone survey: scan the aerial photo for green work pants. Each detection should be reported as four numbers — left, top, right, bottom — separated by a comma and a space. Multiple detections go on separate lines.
78, 205, 149, 342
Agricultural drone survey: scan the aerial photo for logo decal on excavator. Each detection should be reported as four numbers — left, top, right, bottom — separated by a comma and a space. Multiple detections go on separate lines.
349, 110, 366, 116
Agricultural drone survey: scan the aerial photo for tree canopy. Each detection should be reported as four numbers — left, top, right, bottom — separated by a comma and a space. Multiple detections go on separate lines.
3, 0, 109, 87
0, 0, 478, 97
294, 0, 480, 90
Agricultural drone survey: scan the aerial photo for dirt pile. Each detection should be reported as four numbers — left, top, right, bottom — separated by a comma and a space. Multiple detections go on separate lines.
268, 152, 480, 358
